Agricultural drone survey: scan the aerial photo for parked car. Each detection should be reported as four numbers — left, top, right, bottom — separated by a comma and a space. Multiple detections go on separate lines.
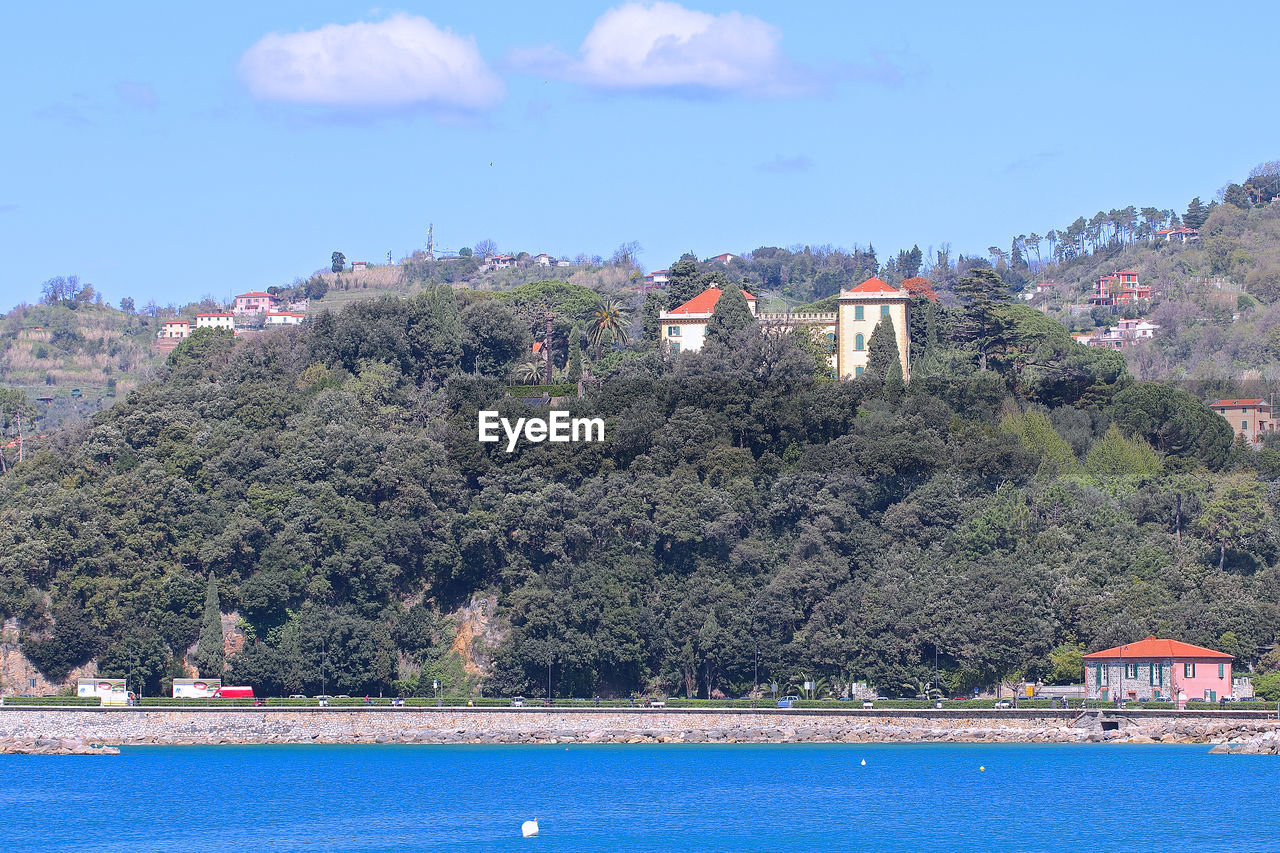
511, 697, 525, 707
777, 695, 800, 708
994, 698, 1013, 709
288, 694, 306, 699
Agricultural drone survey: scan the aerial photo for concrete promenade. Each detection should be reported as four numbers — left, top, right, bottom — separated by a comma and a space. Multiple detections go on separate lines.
3, 706, 1280, 752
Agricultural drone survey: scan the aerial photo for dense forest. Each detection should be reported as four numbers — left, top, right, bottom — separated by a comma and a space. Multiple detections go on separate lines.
5, 267, 1280, 703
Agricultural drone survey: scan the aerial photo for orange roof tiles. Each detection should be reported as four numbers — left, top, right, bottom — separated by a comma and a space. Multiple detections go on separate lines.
847, 276, 899, 294
1082, 637, 1232, 660
668, 287, 756, 315
1212, 399, 1266, 408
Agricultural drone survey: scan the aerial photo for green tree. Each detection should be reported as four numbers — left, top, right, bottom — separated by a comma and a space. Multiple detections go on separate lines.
0, 387, 37, 474
704, 287, 754, 344
331, 251, 346, 273
1110, 384, 1234, 470
194, 574, 225, 678
460, 301, 530, 375
1197, 474, 1268, 571
863, 318, 904, 396
665, 254, 704, 307
1184, 197, 1208, 229
588, 300, 631, 357
952, 268, 1011, 371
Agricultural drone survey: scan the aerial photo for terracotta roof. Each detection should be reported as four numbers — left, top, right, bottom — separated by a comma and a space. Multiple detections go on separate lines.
1212, 399, 1266, 408
531, 341, 543, 354
235, 292, 274, 298
668, 287, 757, 315
847, 276, 899, 294
1083, 637, 1232, 660
196, 313, 234, 318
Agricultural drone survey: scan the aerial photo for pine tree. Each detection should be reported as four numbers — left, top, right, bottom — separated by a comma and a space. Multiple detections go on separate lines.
1184, 197, 1208, 229
642, 290, 667, 341
665, 254, 704, 307
953, 268, 1012, 371
194, 574, 224, 678
705, 287, 754, 344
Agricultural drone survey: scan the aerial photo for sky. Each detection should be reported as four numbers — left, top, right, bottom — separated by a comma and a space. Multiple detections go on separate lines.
2, 1, 1277, 310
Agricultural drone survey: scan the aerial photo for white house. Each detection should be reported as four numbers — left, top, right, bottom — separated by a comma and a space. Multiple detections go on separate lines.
195, 313, 235, 331
265, 311, 307, 326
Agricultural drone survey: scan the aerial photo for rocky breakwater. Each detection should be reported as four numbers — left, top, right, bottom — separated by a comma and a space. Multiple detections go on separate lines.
2, 708, 1278, 750
1207, 726, 1280, 754
1, 737, 119, 755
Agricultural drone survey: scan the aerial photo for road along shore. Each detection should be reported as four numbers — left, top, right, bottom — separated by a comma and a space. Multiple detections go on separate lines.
3, 707, 1280, 753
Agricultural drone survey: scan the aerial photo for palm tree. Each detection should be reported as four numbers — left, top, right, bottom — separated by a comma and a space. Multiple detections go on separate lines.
588, 300, 631, 357
515, 361, 543, 383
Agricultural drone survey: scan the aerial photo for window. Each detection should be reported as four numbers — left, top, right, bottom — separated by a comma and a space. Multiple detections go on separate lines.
669, 341, 680, 354
1124, 663, 1137, 679
1095, 664, 1107, 686
855, 333, 865, 351
881, 305, 891, 318
854, 305, 864, 321
1218, 663, 1225, 678
1184, 662, 1195, 678
1151, 663, 1163, 686
667, 326, 680, 337
854, 366, 864, 378
1242, 420, 1249, 430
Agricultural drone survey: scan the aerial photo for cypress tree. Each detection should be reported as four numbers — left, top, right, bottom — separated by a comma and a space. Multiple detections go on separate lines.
427, 285, 462, 379
195, 574, 224, 678
864, 318, 899, 382
705, 287, 754, 344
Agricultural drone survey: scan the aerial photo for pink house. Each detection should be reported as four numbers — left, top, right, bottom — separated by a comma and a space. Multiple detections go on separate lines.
1083, 637, 1233, 704
233, 292, 278, 314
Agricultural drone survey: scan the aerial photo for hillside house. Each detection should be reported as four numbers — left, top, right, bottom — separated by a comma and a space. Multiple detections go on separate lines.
1157, 227, 1199, 243
233, 292, 278, 314
1086, 317, 1160, 349
195, 313, 235, 331
1090, 271, 1147, 306
1083, 637, 1233, 703
1210, 398, 1274, 444
644, 269, 670, 286
351, 261, 368, 272
707, 253, 738, 265
158, 320, 190, 340
532, 253, 552, 267
659, 276, 918, 380
482, 255, 516, 271
264, 311, 306, 327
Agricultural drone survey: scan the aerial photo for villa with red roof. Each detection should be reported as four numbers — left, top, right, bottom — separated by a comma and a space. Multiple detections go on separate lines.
658, 276, 916, 380
233, 292, 278, 314
1083, 637, 1233, 704
1210, 398, 1273, 444
658, 287, 758, 353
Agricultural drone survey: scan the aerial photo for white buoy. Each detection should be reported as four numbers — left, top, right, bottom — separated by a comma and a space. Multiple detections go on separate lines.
860, 759, 866, 766
522, 819, 540, 838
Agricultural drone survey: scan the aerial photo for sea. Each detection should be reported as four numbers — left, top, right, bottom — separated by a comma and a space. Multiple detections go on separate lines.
2, 743, 1274, 851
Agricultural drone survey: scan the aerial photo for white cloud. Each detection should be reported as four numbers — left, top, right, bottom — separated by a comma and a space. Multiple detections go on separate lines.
516, 2, 809, 96
239, 14, 504, 111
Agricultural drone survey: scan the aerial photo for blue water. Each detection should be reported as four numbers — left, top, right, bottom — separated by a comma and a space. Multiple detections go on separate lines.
2, 743, 1275, 851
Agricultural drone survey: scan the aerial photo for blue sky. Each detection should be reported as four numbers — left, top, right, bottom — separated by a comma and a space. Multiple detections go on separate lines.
2, 1, 1276, 309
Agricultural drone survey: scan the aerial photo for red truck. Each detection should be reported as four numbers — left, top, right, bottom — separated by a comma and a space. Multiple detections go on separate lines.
213, 686, 255, 699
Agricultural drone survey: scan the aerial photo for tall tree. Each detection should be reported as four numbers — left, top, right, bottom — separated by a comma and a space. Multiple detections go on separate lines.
588, 300, 631, 358
864, 318, 904, 398
1184, 197, 1208, 230
665, 254, 704, 307
704, 288, 754, 344
331, 251, 346, 273
952, 269, 1011, 371
195, 574, 225, 678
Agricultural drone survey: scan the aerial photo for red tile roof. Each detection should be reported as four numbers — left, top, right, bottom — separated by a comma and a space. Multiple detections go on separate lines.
847, 276, 898, 294
1083, 637, 1232, 660
1212, 399, 1266, 408
236, 292, 274, 298
668, 287, 757, 315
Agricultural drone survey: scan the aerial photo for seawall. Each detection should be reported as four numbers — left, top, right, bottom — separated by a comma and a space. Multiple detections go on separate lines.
4, 707, 1280, 751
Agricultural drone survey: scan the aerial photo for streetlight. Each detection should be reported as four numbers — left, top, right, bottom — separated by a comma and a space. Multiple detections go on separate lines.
546, 640, 554, 707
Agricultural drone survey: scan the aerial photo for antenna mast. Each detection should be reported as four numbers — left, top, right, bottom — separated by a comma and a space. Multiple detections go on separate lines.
426, 223, 435, 260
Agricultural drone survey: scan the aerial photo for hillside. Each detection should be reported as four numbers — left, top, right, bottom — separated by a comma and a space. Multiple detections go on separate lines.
4, 282, 1280, 703
0, 297, 165, 431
